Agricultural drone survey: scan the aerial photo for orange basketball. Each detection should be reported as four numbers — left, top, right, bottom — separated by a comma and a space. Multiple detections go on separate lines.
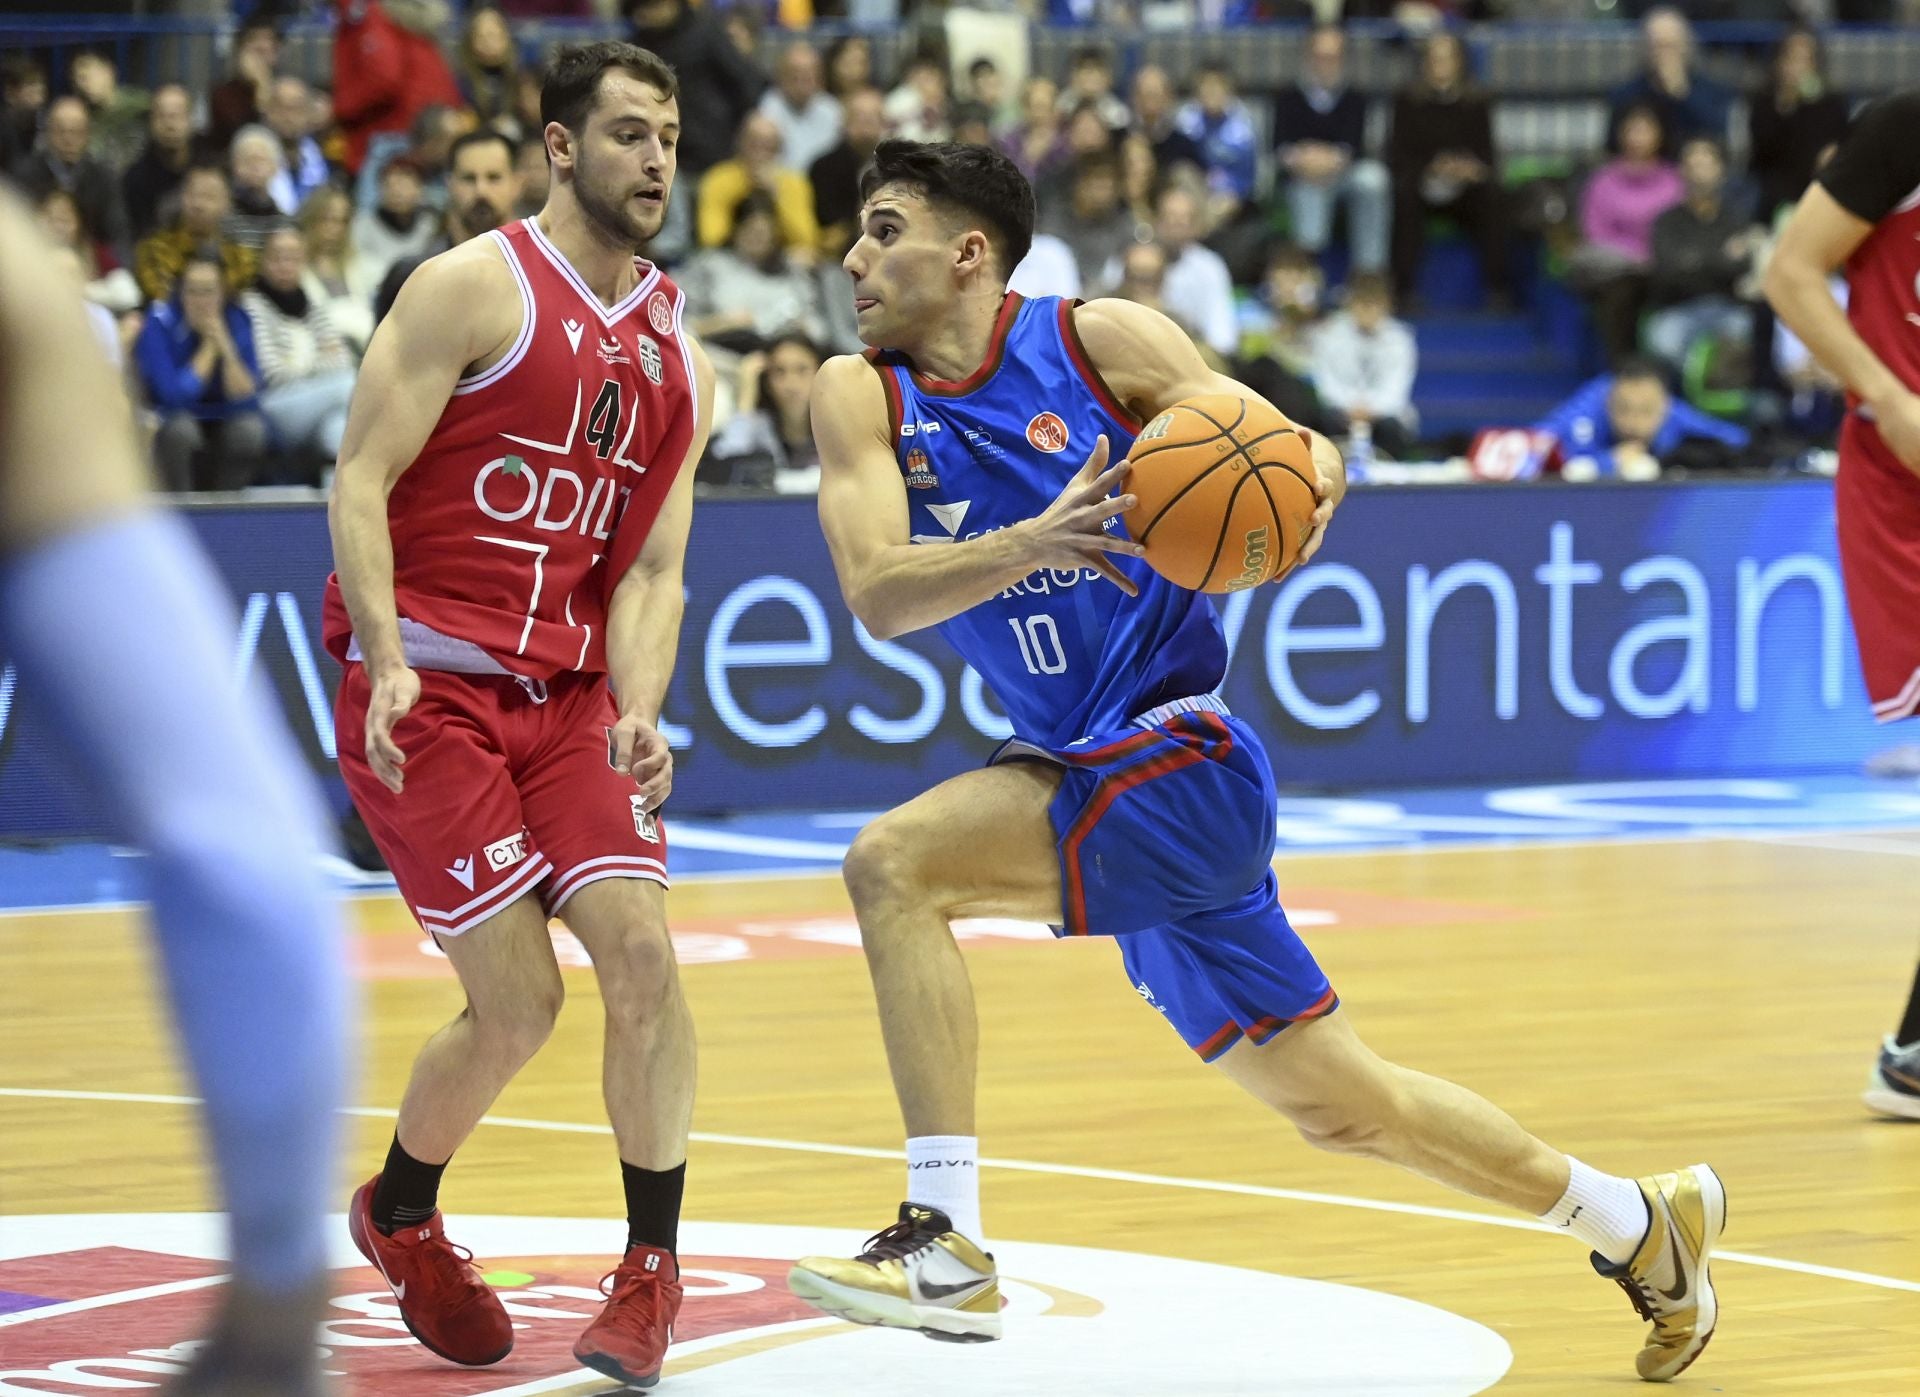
1121, 394, 1319, 593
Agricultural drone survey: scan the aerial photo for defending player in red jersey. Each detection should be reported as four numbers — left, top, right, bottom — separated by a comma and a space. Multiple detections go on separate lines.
323, 42, 713, 1385
1767, 89, 1920, 1121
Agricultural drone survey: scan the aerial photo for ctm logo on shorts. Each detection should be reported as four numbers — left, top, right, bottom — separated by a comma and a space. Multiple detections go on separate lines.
484, 831, 530, 872
630, 796, 660, 843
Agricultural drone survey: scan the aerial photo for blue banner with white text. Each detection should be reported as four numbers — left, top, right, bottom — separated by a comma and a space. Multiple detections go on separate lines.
0, 481, 1893, 838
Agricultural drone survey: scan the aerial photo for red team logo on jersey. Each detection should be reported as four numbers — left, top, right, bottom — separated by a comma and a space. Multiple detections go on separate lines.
648, 290, 673, 335
904, 448, 936, 488
1027, 412, 1070, 453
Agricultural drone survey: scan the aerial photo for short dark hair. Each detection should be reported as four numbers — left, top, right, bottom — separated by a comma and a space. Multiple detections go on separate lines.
542, 40, 678, 132
1348, 271, 1392, 304
182, 159, 229, 188
1613, 356, 1669, 388
1679, 133, 1725, 165
968, 57, 998, 79
1071, 150, 1121, 186
449, 128, 518, 171
860, 138, 1035, 279
1070, 44, 1112, 71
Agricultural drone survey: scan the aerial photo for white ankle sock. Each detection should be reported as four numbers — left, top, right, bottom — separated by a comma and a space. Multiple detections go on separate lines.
905, 1135, 981, 1241
1541, 1156, 1650, 1265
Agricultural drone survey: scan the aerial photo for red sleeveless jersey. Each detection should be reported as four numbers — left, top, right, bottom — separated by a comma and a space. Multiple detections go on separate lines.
322, 218, 698, 679
1844, 192, 1920, 404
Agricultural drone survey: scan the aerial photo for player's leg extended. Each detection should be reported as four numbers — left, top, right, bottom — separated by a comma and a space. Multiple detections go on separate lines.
560, 878, 694, 1387
789, 760, 1065, 1341
0, 510, 351, 1391
346, 894, 559, 1367
1214, 1004, 1724, 1381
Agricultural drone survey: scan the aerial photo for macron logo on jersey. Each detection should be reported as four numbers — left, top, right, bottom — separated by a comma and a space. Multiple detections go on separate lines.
563, 319, 584, 353
447, 855, 476, 891
910, 499, 970, 545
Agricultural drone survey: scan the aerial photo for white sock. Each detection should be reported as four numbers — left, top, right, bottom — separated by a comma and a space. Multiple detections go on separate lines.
905, 1135, 981, 1241
1541, 1156, 1651, 1265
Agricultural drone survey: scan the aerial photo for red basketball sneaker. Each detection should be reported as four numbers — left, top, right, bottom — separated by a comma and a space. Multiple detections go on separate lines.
572, 1243, 683, 1387
346, 1176, 513, 1366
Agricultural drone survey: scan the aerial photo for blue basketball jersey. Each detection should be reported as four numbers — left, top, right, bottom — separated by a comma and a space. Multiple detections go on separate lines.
871, 293, 1226, 747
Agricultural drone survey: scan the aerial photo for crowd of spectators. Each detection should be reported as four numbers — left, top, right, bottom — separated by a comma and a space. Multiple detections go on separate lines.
0, 2, 1901, 494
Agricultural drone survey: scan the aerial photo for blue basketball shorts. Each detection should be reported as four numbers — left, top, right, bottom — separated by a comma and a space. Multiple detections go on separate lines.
993, 700, 1338, 1062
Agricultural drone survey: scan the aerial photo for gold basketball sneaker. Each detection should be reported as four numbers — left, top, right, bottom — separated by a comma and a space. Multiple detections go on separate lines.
788, 1203, 1001, 1342
1591, 1163, 1727, 1382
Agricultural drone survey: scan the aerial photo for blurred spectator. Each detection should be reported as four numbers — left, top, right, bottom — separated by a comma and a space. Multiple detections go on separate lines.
1748, 26, 1850, 220
1387, 30, 1509, 309
297, 186, 377, 354
1041, 152, 1136, 291
812, 87, 887, 256
698, 114, 821, 261
122, 84, 196, 243
760, 43, 843, 175
1643, 136, 1759, 370
1063, 102, 1115, 164
136, 163, 257, 303
1, 57, 47, 174
241, 224, 359, 484
704, 334, 825, 493
228, 126, 294, 247
1149, 184, 1237, 358
1533, 358, 1747, 482
333, 0, 464, 178
311, 83, 348, 171
1572, 103, 1682, 363
1774, 274, 1846, 438
1119, 131, 1159, 229
967, 57, 1010, 132
514, 138, 549, 219
1174, 64, 1258, 224
721, 8, 759, 62
1058, 45, 1131, 137
1274, 24, 1390, 277
12, 95, 131, 263
458, 5, 523, 130
626, 0, 767, 178
1606, 7, 1733, 162
47, 244, 133, 371
680, 190, 828, 351
210, 18, 280, 151
951, 102, 994, 150
1311, 273, 1419, 459
824, 35, 876, 103
1236, 242, 1333, 437
374, 130, 521, 323
1007, 232, 1083, 300
1110, 239, 1169, 314
1002, 77, 1069, 183
264, 77, 332, 213
885, 53, 951, 144
508, 67, 545, 146
1129, 64, 1201, 178
70, 49, 148, 175
353, 159, 438, 294
34, 187, 141, 315
136, 251, 269, 493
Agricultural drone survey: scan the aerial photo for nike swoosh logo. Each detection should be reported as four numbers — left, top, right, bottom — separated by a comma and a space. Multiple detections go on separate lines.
393, 1278, 407, 1301
919, 1275, 988, 1300
1658, 1216, 1692, 1302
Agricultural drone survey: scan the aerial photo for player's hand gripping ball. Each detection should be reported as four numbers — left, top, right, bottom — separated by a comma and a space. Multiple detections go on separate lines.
1121, 394, 1319, 593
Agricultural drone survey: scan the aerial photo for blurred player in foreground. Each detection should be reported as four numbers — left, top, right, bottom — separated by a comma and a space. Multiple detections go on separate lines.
0, 194, 350, 1393
785, 140, 1724, 1384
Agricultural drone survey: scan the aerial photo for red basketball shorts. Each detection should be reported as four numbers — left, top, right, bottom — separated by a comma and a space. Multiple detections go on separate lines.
336, 664, 669, 938
1836, 414, 1920, 723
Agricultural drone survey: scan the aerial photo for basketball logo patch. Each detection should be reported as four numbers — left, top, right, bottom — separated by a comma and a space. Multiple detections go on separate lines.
648, 291, 673, 335
637, 335, 664, 384
1027, 412, 1070, 453
904, 448, 937, 489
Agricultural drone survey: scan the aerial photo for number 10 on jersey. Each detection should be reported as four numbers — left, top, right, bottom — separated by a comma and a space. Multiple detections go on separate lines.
1009, 613, 1068, 675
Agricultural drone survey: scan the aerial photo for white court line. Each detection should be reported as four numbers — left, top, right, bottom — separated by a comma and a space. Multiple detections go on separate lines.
0, 1272, 230, 1327
5, 1088, 1917, 1297
1740, 831, 1920, 858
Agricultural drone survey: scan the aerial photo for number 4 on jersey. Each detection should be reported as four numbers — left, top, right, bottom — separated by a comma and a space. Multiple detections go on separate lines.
586, 379, 623, 459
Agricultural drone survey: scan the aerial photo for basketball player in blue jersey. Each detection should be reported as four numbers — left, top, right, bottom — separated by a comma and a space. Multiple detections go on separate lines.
0, 193, 349, 1395
786, 142, 1725, 1384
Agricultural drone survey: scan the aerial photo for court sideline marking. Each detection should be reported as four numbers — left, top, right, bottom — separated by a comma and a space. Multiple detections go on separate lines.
3, 1086, 1916, 1299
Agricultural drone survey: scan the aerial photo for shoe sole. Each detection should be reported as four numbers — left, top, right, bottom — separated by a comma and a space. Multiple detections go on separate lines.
1643, 1163, 1726, 1384
1863, 1084, 1920, 1120
786, 1265, 1002, 1342
346, 1195, 513, 1368
573, 1349, 662, 1388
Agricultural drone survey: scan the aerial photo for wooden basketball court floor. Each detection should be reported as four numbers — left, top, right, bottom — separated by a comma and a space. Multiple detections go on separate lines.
4, 830, 1919, 1392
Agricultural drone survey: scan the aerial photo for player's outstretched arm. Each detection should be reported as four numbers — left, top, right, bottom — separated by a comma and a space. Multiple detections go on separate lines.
1764, 184, 1920, 472
1075, 296, 1347, 567
814, 353, 1146, 640
604, 340, 716, 812
327, 243, 520, 791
